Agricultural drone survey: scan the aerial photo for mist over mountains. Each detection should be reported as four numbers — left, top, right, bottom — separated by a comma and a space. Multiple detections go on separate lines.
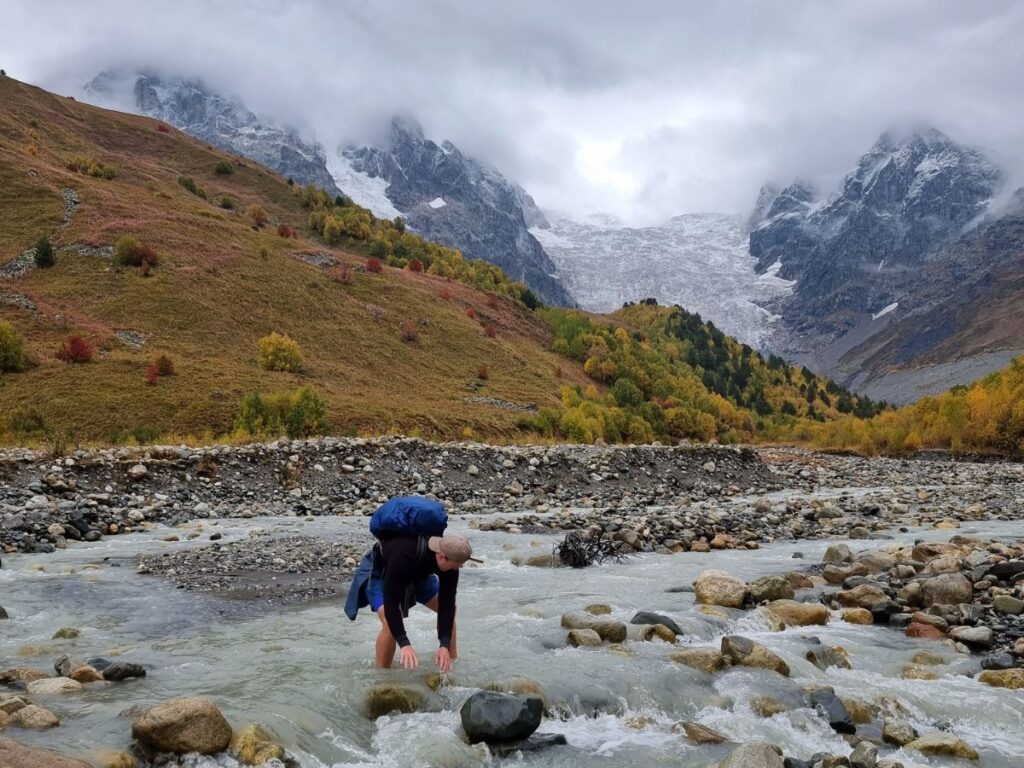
82, 69, 1024, 403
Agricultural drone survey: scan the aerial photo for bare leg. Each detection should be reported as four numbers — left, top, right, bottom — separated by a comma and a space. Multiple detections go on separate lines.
375, 607, 397, 669
424, 595, 458, 659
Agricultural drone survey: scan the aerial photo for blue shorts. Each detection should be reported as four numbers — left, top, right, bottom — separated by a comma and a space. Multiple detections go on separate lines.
368, 573, 440, 612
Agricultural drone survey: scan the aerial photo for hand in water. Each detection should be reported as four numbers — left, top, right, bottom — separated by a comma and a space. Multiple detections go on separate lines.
399, 645, 419, 670
435, 647, 452, 673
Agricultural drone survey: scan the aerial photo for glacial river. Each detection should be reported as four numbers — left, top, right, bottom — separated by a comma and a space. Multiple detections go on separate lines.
2, 516, 1023, 767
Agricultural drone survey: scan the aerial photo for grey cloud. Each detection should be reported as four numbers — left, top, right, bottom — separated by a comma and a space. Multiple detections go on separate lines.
2, 0, 1022, 223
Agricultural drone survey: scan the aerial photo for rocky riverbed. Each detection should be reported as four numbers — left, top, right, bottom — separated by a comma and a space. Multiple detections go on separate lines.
0, 437, 771, 555
2, 440, 1024, 768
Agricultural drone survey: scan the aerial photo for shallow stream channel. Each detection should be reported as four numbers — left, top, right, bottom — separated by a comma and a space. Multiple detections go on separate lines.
3, 516, 1023, 768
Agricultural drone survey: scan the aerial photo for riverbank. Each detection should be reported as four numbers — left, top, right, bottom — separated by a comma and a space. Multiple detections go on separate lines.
2, 442, 1024, 767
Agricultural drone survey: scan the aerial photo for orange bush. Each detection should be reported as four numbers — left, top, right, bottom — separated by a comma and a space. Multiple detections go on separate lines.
466, 307, 477, 319
439, 287, 453, 301
246, 204, 269, 228
332, 265, 353, 285
144, 364, 160, 386
56, 336, 94, 364
484, 324, 497, 338
366, 257, 383, 273
156, 124, 171, 133
408, 259, 423, 273
477, 364, 489, 380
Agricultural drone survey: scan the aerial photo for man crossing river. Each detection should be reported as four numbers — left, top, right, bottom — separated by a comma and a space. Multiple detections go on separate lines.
345, 496, 479, 672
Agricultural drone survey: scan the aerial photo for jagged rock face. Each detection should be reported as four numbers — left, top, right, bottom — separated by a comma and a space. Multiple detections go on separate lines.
344, 119, 572, 306
752, 129, 1002, 339
748, 129, 1019, 401
86, 73, 342, 195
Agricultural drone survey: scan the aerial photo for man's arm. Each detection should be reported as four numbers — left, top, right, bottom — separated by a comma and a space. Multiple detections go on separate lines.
383, 548, 414, 647
436, 568, 459, 649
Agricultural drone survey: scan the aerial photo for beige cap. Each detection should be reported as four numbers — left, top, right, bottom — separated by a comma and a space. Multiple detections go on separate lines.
428, 534, 480, 564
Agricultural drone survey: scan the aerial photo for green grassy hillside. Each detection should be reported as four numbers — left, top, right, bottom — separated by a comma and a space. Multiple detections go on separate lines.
0, 75, 590, 444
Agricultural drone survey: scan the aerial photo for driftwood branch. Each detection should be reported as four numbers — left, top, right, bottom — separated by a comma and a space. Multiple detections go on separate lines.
553, 531, 631, 568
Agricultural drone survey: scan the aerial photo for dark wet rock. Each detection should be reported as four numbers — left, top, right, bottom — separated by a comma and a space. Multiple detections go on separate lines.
489, 732, 567, 757
460, 691, 543, 744
630, 611, 683, 636
981, 651, 1015, 670
0, 606, 7, 620
88, 657, 112, 671
103, 662, 147, 681
810, 690, 855, 734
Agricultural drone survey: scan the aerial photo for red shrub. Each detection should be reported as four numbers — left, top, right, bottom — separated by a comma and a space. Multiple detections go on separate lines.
366, 257, 383, 273
157, 124, 171, 133
332, 265, 353, 285
399, 321, 419, 343
66, 162, 79, 173
484, 324, 497, 338
407, 259, 423, 273
277, 223, 298, 238
56, 336, 94, 364
466, 307, 476, 319
477, 364, 489, 380
135, 244, 159, 267
145, 364, 160, 385
438, 287, 453, 301
486, 295, 500, 309
155, 355, 175, 376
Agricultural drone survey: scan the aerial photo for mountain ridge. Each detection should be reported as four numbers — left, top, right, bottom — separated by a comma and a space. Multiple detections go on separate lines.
84, 71, 573, 306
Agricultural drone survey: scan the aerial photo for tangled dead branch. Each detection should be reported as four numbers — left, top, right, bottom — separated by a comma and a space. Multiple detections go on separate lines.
553, 531, 631, 568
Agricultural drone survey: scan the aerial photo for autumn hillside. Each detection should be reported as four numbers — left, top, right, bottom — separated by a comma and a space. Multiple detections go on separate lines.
0, 75, 590, 444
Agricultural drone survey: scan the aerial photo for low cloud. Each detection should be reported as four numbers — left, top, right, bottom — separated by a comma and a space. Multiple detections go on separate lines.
3, 0, 1022, 224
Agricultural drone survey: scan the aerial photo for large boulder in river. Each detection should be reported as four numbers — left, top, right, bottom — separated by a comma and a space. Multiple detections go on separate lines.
767, 600, 828, 627
721, 636, 790, 676
809, 690, 855, 733
26, 677, 82, 695
11, 704, 60, 729
719, 741, 785, 768
979, 668, 1024, 689
0, 737, 91, 768
907, 733, 979, 760
630, 611, 683, 636
364, 682, 432, 719
836, 584, 888, 609
921, 573, 973, 607
693, 570, 748, 608
131, 696, 233, 755
460, 691, 543, 743
747, 575, 794, 603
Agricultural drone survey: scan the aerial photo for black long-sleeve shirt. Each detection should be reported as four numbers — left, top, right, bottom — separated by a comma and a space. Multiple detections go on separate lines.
380, 535, 458, 649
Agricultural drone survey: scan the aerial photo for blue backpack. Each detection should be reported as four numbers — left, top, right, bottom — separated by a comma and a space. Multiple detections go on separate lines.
369, 496, 448, 539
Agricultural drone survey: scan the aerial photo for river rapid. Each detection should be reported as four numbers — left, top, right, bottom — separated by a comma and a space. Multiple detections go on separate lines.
3, 515, 1023, 768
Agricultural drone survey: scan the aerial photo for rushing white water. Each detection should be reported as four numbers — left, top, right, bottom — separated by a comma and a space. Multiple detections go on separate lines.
3, 516, 1023, 768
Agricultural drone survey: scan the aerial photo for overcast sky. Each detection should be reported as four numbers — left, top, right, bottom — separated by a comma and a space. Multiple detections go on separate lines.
4, 0, 1023, 224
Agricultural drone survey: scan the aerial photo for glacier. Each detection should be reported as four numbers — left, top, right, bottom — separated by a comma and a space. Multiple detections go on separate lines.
534, 213, 793, 347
